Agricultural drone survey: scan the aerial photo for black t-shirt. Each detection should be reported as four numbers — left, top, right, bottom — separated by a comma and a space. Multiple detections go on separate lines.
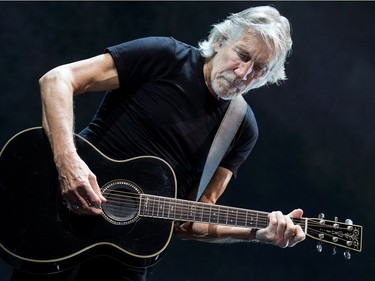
80, 37, 258, 199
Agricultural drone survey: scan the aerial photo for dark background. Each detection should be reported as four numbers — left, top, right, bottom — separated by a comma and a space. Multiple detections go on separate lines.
1, 1, 374, 280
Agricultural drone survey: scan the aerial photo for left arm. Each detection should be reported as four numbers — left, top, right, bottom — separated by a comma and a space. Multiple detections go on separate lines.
174, 167, 305, 248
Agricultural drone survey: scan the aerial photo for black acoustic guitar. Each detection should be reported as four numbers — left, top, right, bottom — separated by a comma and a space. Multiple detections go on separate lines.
0, 127, 363, 274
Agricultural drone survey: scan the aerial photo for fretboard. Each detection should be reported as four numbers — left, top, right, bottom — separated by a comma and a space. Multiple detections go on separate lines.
139, 194, 270, 228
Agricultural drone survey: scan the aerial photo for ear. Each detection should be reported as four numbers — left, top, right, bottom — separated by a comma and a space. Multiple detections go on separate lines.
213, 41, 222, 53
214, 36, 227, 52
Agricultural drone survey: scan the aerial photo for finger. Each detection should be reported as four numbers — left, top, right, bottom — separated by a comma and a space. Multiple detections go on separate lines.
283, 215, 297, 245
60, 179, 97, 214
275, 211, 287, 240
268, 211, 278, 231
288, 226, 306, 247
88, 173, 107, 204
284, 215, 295, 235
76, 181, 103, 209
288, 208, 304, 219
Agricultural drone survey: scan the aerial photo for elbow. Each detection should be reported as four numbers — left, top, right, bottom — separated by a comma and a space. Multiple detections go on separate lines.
39, 67, 75, 94
39, 68, 63, 90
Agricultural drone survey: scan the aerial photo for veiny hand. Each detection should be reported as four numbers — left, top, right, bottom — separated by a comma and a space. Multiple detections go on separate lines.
255, 208, 306, 248
56, 151, 106, 215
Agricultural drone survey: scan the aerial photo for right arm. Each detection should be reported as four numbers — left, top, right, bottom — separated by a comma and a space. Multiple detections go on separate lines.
40, 53, 119, 215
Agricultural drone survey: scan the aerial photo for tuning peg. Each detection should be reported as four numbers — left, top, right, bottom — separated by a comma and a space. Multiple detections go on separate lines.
333, 216, 340, 229
318, 213, 325, 225
344, 250, 351, 260
332, 246, 337, 256
316, 242, 323, 253
345, 219, 354, 231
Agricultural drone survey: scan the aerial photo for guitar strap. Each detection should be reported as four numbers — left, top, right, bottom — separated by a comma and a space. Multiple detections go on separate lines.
195, 95, 248, 201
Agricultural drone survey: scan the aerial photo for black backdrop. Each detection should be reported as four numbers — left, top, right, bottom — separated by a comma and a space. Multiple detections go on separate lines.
1, 1, 374, 281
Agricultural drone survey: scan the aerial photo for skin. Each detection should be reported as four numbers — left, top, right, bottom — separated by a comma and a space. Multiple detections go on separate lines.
204, 30, 272, 100
39, 30, 305, 247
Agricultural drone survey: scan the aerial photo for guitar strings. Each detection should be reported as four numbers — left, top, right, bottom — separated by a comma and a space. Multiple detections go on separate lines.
101, 189, 270, 227
101, 193, 358, 248
100, 189, 357, 235
101, 189, 345, 229
101, 190, 358, 249
98, 189, 359, 250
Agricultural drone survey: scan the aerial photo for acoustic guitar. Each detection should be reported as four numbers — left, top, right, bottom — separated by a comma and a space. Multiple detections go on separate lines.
0, 127, 363, 274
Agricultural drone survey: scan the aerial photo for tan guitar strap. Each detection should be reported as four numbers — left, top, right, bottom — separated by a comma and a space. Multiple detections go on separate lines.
195, 95, 247, 201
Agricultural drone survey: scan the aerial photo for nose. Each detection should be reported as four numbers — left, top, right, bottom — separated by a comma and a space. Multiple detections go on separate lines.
234, 61, 254, 82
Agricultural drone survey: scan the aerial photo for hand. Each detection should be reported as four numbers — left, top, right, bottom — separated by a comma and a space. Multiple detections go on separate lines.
255, 209, 305, 248
56, 151, 106, 215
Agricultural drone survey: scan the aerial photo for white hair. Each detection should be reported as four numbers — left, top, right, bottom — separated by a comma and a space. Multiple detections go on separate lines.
199, 6, 293, 85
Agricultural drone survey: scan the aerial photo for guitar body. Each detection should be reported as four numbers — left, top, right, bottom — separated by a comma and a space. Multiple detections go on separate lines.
0, 127, 176, 273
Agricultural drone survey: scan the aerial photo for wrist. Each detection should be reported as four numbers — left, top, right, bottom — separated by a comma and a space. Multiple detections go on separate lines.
249, 228, 259, 242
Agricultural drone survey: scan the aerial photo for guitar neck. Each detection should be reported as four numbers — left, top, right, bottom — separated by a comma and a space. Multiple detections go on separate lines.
139, 194, 298, 229
138, 194, 363, 254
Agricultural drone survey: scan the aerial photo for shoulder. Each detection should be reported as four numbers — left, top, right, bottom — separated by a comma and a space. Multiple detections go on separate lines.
106, 36, 194, 59
237, 103, 259, 144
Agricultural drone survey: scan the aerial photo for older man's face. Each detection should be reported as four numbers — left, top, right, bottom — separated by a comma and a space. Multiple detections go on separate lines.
205, 31, 274, 100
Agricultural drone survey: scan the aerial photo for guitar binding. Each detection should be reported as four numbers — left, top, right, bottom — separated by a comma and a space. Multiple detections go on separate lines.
101, 179, 142, 225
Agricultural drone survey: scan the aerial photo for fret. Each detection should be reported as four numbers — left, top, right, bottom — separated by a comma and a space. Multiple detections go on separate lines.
150, 196, 156, 217
210, 205, 218, 224
228, 208, 236, 225
183, 200, 191, 221
155, 197, 159, 217
155, 196, 160, 217
139, 195, 145, 216
159, 197, 165, 218
209, 204, 213, 223
176, 199, 182, 220
190, 202, 195, 221
217, 206, 227, 225
140, 195, 265, 230
167, 197, 175, 220
237, 210, 244, 226
196, 203, 204, 223
143, 196, 150, 217
246, 211, 259, 228
166, 198, 173, 219
200, 204, 208, 223
180, 201, 188, 221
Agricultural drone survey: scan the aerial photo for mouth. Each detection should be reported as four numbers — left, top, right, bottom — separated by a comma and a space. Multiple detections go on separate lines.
220, 76, 240, 88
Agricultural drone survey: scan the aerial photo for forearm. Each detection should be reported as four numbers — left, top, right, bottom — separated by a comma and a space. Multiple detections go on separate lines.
40, 67, 77, 160
174, 221, 258, 243
174, 209, 306, 247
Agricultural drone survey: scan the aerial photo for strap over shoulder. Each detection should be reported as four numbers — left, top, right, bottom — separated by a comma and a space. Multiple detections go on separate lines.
195, 96, 247, 201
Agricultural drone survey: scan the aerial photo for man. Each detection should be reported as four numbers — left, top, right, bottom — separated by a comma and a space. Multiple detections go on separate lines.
12, 5, 305, 281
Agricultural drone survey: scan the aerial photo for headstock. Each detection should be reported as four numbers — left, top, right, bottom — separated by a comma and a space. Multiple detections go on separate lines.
304, 213, 363, 259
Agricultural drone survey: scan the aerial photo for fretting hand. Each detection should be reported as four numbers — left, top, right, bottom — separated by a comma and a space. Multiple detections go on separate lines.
255, 209, 305, 247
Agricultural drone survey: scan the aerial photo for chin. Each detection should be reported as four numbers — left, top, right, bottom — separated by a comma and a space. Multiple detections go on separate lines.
217, 91, 243, 100
217, 87, 246, 100
212, 80, 248, 100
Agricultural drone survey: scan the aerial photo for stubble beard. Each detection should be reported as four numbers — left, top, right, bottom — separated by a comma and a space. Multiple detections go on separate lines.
211, 74, 246, 100
212, 74, 267, 100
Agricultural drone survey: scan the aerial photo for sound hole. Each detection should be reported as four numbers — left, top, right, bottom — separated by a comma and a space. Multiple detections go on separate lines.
101, 180, 142, 225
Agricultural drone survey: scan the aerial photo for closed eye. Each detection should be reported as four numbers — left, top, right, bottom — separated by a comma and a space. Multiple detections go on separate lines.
233, 48, 251, 62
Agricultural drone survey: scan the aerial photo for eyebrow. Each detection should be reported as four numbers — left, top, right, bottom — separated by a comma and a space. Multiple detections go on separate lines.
235, 46, 269, 68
